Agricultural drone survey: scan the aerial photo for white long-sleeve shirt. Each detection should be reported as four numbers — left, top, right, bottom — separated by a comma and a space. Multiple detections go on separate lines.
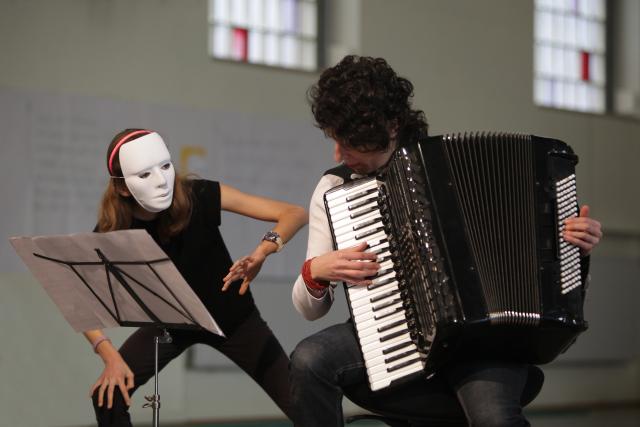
292, 173, 347, 320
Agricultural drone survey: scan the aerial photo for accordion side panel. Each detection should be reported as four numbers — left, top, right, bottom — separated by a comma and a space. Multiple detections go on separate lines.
532, 136, 586, 322
418, 133, 587, 364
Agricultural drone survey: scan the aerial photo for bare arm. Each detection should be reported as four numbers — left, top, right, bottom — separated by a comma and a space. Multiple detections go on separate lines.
220, 183, 308, 294
83, 329, 134, 408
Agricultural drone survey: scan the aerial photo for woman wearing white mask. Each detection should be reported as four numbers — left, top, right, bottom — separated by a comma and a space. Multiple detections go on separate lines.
84, 129, 307, 426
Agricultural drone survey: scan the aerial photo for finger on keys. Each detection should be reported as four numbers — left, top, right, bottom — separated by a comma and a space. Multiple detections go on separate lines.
343, 271, 374, 286
357, 259, 381, 272
343, 243, 378, 261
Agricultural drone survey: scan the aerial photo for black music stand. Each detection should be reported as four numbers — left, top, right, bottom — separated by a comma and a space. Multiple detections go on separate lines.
10, 229, 223, 427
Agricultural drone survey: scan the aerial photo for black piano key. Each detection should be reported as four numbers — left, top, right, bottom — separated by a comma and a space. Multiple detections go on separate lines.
368, 238, 388, 248
370, 289, 400, 303
382, 340, 413, 355
367, 241, 389, 255
350, 208, 380, 221
379, 328, 409, 342
387, 357, 422, 372
348, 197, 377, 211
355, 227, 385, 240
367, 276, 396, 291
377, 255, 392, 263
377, 318, 406, 333
384, 349, 418, 364
373, 307, 403, 321
372, 297, 402, 312
346, 188, 377, 202
352, 216, 381, 231
374, 267, 394, 277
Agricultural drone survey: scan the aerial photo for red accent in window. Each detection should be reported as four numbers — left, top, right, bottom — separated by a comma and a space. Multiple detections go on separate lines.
232, 28, 248, 62
581, 51, 590, 81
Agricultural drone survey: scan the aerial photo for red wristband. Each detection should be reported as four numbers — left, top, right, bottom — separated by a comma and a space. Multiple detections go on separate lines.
301, 258, 330, 290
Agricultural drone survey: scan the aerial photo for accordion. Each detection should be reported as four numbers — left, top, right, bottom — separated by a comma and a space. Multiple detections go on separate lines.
324, 132, 588, 391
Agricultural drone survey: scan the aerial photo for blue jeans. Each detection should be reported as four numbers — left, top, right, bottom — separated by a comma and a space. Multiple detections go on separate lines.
290, 322, 531, 427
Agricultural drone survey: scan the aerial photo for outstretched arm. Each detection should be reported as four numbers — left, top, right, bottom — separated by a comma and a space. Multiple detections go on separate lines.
563, 205, 603, 256
220, 183, 308, 294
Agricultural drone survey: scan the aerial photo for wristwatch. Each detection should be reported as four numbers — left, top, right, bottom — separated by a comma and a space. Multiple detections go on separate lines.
262, 230, 284, 252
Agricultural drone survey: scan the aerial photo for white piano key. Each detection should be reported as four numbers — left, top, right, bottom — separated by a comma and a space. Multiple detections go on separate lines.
347, 277, 397, 297
366, 241, 390, 254
347, 280, 398, 303
368, 356, 423, 383
362, 339, 418, 366
335, 219, 384, 244
352, 293, 402, 317
354, 310, 406, 333
325, 179, 379, 204
346, 268, 395, 288
371, 269, 396, 283
331, 205, 380, 228
375, 251, 393, 263
352, 298, 395, 317
349, 286, 400, 308
361, 330, 412, 354
338, 230, 388, 249
333, 211, 382, 237
365, 340, 418, 364
353, 301, 403, 323
369, 360, 425, 391
359, 323, 407, 346
365, 351, 421, 376
328, 195, 379, 218
355, 307, 405, 332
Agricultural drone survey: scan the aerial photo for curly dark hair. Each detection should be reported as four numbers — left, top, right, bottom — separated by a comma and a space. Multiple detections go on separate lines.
308, 55, 428, 152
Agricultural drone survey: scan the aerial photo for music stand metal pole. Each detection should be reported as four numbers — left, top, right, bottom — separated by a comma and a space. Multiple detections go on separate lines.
144, 329, 173, 427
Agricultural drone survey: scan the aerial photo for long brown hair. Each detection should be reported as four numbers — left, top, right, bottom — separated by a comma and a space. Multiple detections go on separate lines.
96, 129, 193, 241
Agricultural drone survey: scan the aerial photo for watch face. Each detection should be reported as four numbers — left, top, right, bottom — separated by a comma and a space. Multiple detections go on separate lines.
263, 231, 283, 250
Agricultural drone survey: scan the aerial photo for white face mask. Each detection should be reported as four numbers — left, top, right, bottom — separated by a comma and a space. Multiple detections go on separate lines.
118, 132, 176, 213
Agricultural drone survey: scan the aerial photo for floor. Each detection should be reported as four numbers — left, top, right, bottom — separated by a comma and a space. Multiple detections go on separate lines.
161, 405, 640, 427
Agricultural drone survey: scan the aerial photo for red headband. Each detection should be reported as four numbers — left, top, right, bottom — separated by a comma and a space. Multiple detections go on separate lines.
108, 130, 151, 175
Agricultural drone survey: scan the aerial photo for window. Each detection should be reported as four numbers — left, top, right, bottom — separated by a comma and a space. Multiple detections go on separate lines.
534, 0, 607, 113
208, 0, 320, 71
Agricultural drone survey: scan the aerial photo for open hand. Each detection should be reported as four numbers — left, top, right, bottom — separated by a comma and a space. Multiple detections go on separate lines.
90, 352, 134, 409
222, 251, 267, 295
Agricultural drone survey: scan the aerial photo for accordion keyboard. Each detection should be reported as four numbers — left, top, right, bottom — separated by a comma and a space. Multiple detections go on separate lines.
325, 177, 425, 391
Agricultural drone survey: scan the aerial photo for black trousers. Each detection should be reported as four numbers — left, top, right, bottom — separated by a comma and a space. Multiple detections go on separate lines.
92, 309, 291, 426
